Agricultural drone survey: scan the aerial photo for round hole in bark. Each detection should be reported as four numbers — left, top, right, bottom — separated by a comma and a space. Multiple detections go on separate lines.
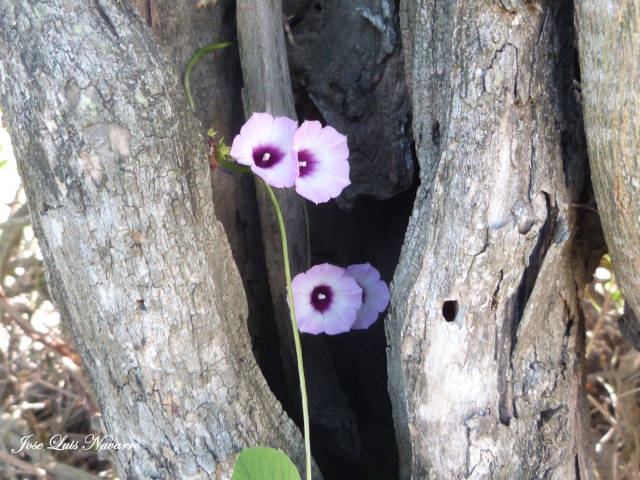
442, 300, 458, 322
313, 3, 323, 14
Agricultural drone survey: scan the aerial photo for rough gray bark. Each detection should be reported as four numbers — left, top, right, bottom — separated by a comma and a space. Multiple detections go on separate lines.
133, 0, 243, 131
0, 0, 308, 478
134, 0, 284, 385
236, 0, 359, 468
283, 0, 413, 207
577, 1, 640, 351
131, 0, 265, 319
387, 1, 593, 478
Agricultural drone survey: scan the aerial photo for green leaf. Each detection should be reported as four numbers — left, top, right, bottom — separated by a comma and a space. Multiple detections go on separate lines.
231, 447, 301, 480
610, 289, 624, 305
0, 160, 7, 170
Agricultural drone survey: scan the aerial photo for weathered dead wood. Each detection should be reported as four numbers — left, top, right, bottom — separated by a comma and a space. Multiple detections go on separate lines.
388, 1, 593, 478
236, 0, 358, 470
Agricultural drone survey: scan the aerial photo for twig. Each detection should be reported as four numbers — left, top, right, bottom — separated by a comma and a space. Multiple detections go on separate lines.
0, 215, 30, 230
595, 426, 615, 453
0, 289, 79, 363
41, 461, 107, 480
60, 356, 100, 415
0, 451, 46, 477
32, 378, 82, 400
618, 386, 640, 398
587, 394, 624, 437
586, 289, 611, 358
0, 203, 30, 282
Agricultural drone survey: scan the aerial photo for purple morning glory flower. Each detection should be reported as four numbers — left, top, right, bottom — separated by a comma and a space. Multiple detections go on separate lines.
346, 263, 390, 329
291, 263, 363, 335
291, 120, 350, 204
230, 112, 299, 188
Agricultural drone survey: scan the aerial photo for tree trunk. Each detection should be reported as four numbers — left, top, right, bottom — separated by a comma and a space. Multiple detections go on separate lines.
0, 0, 312, 477
134, 0, 291, 400
387, 1, 596, 478
3, 0, 616, 478
577, 0, 640, 351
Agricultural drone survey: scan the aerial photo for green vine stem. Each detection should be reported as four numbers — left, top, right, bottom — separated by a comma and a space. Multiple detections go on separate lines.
184, 41, 235, 112
262, 179, 312, 480
302, 199, 311, 270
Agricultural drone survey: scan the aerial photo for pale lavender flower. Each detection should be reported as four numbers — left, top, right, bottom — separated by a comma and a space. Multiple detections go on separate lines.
291, 263, 363, 335
291, 120, 350, 204
346, 263, 390, 329
230, 112, 299, 188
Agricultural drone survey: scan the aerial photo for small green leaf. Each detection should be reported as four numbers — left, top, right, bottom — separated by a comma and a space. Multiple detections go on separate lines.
0, 160, 7, 170
231, 447, 301, 480
610, 289, 624, 305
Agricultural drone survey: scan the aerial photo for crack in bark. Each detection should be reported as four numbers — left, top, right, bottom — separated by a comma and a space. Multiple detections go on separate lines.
93, 0, 120, 40
143, 0, 152, 28
497, 192, 556, 426
535, 12, 550, 47
515, 192, 556, 343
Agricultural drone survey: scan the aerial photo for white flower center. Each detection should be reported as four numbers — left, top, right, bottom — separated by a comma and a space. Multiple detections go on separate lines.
299, 161, 307, 167
262, 152, 271, 162
317, 293, 326, 300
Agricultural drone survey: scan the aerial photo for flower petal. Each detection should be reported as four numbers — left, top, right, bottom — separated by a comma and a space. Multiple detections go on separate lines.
253, 152, 298, 188
346, 263, 390, 329
293, 121, 350, 204
230, 133, 256, 165
304, 263, 340, 285
323, 302, 358, 335
309, 126, 349, 162
365, 280, 391, 312
294, 166, 351, 204
290, 263, 362, 335
240, 112, 276, 146
272, 116, 300, 146
230, 112, 299, 188
292, 120, 323, 151
298, 310, 325, 335
352, 303, 379, 330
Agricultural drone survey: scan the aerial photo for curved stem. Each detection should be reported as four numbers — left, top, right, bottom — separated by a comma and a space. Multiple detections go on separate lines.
302, 198, 311, 270
262, 180, 312, 480
184, 41, 235, 112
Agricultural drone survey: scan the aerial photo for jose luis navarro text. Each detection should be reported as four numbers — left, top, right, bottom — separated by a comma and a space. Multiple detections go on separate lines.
12, 434, 140, 453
